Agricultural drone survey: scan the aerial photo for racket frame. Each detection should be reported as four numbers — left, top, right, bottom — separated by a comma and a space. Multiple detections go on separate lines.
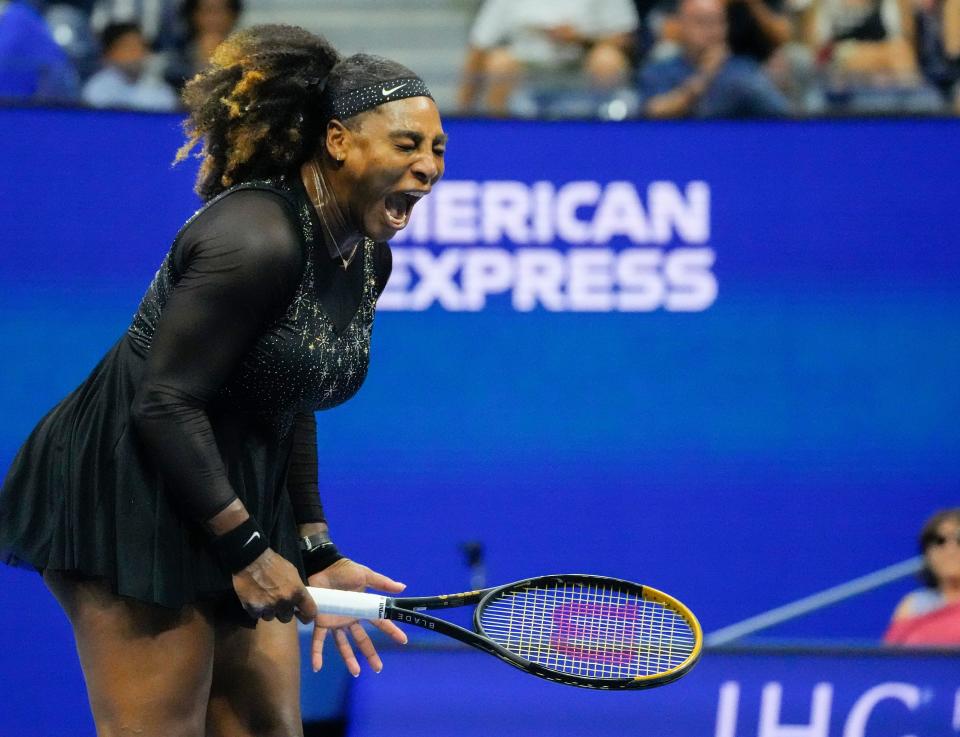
382, 573, 703, 690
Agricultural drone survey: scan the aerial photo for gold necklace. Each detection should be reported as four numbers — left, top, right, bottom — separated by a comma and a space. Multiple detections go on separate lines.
308, 160, 359, 270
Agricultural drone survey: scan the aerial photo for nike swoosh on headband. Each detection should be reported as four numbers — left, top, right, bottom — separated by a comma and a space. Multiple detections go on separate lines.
330, 78, 433, 120
382, 82, 409, 96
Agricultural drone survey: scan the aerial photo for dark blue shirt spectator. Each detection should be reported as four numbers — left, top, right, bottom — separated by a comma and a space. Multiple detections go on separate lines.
0, 0, 79, 101
640, 53, 789, 116
637, 0, 787, 117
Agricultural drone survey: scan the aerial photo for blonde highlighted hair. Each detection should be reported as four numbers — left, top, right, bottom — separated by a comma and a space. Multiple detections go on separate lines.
175, 25, 339, 200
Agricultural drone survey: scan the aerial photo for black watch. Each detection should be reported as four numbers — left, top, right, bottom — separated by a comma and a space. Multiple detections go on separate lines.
299, 532, 333, 552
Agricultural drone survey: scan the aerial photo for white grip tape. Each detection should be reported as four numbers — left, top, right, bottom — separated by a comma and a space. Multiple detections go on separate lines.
307, 587, 387, 619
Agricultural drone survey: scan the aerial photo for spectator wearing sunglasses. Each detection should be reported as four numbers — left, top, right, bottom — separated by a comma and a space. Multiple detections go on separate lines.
884, 508, 960, 646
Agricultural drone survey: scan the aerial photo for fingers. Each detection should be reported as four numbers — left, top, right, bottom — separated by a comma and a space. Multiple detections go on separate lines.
315, 612, 362, 629
349, 622, 383, 673
235, 553, 319, 624
371, 618, 408, 645
242, 594, 298, 622
363, 568, 407, 594
334, 628, 361, 677
330, 623, 384, 676
294, 585, 318, 623
311, 620, 404, 677
311, 624, 328, 673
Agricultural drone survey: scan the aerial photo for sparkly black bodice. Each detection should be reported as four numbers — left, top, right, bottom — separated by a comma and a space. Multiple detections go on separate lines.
129, 180, 377, 436
122, 178, 389, 524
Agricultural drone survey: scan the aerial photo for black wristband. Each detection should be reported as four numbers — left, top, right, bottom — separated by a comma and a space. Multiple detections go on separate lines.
302, 541, 344, 577
211, 517, 268, 573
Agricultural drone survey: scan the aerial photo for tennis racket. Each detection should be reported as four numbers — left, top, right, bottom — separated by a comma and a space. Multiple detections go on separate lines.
307, 573, 702, 690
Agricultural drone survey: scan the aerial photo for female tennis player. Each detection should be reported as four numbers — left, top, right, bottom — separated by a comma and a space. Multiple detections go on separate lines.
0, 24, 445, 736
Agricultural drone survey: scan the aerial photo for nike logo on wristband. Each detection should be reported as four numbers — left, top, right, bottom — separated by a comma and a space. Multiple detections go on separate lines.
382, 82, 408, 96
243, 531, 262, 547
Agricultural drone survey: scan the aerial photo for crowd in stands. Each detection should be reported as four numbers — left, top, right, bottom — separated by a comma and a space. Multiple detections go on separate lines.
459, 0, 957, 115
0, 0, 957, 116
0, 0, 240, 111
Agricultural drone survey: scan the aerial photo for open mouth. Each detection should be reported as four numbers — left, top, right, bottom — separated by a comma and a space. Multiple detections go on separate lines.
384, 190, 426, 229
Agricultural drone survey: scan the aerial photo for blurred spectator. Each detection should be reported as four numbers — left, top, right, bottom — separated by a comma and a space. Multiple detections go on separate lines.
82, 21, 177, 110
728, 0, 794, 61
639, 0, 790, 116
44, 3, 99, 79
800, 0, 945, 111
914, 0, 960, 103
42, 0, 97, 11
884, 508, 960, 646
637, 0, 792, 61
0, 0, 79, 101
634, 0, 682, 57
90, 0, 182, 51
162, 0, 241, 92
457, 0, 639, 117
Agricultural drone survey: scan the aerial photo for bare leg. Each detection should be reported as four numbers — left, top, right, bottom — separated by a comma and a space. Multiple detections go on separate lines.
44, 571, 215, 737
205, 617, 303, 737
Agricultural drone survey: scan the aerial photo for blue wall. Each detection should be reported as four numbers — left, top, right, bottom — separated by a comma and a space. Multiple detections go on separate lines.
1, 108, 958, 734
349, 646, 960, 737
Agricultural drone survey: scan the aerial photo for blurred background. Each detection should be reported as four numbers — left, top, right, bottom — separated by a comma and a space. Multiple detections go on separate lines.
3, 0, 960, 116
1, 1, 959, 736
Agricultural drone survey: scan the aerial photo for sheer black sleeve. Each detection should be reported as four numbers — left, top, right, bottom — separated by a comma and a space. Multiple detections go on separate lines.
287, 412, 325, 524
130, 190, 304, 525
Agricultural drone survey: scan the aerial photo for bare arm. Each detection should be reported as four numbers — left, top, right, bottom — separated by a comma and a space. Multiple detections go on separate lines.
944, 0, 960, 58
644, 46, 728, 118
645, 75, 709, 117
800, 0, 823, 50
890, 594, 915, 621
896, 0, 916, 43
457, 46, 488, 112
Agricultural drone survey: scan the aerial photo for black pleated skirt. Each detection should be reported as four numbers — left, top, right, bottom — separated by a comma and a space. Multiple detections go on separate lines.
0, 335, 303, 611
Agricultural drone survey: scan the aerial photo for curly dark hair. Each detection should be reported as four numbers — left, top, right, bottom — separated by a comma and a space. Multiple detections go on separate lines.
917, 507, 960, 588
175, 24, 421, 200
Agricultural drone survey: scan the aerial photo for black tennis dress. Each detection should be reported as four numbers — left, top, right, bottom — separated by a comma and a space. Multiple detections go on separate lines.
0, 176, 391, 609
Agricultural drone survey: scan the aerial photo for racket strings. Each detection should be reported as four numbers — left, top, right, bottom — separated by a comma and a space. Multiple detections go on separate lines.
477, 583, 696, 680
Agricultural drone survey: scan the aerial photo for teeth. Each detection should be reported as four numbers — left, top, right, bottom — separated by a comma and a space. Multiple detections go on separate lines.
404, 191, 427, 200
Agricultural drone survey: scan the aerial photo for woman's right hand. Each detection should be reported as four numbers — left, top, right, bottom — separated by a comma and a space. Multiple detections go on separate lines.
232, 548, 319, 624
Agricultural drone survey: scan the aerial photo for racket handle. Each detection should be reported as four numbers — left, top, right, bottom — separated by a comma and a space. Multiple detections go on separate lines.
307, 587, 387, 619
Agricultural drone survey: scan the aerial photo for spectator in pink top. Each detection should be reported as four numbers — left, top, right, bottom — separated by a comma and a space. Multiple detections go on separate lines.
885, 508, 960, 646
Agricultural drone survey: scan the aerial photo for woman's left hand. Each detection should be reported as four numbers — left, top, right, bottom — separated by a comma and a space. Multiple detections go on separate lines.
306, 558, 408, 675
